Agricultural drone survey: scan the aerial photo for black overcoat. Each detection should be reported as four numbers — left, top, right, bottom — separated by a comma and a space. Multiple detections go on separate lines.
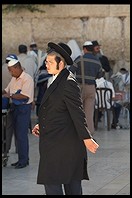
37, 68, 92, 185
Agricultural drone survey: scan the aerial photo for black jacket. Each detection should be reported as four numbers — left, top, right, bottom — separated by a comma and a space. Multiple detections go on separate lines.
99, 55, 112, 72
37, 68, 92, 185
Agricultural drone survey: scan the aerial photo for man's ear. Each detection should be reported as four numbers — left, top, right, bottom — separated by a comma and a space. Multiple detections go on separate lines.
59, 60, 65, 69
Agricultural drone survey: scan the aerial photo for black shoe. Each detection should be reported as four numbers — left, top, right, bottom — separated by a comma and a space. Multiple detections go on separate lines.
11, 161, 19, 166
15, 162, 29, 169
111, 124, 116, 129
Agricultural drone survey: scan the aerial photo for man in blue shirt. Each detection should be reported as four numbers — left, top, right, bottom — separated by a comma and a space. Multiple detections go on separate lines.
69, 41, 103, 134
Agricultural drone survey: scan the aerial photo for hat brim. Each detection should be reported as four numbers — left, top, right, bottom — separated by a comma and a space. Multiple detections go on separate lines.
92, 42, 101, 47
8, 59, 19, 67
48, 42, 73, 65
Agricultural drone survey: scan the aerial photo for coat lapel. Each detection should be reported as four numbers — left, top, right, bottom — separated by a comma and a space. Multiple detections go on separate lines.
40, 68, 69, 105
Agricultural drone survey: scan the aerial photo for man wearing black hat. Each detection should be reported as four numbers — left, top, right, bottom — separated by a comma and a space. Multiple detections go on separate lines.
92, 40, 112, 79
32, 42, 99, 195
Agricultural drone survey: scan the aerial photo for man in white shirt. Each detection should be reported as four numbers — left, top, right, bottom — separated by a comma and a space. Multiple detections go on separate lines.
2, 54, 34, 168
17, 44, 37, 81
95, 71, 122, 129
27, 42, 47, 73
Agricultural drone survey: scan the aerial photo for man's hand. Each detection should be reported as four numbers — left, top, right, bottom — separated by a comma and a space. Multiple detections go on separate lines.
84, 138, 99, 153
2, 93, 10, 98
32, 124, 40, 137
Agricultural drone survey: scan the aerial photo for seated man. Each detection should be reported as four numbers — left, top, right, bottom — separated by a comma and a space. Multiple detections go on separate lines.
110, 68, 130, 128
95, 71, 122, 129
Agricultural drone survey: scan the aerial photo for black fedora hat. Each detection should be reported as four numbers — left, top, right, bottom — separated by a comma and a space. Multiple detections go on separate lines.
47, 42, 73, 65
92, 40, 101, 47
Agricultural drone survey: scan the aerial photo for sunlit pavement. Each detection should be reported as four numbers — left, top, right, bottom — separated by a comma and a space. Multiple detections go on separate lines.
2, 110, 130, 195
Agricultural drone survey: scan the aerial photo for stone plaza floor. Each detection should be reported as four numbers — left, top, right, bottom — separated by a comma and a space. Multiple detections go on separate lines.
2, 110, 130, 195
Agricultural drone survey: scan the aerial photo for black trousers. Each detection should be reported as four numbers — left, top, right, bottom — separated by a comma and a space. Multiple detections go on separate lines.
44, 180, 82, 195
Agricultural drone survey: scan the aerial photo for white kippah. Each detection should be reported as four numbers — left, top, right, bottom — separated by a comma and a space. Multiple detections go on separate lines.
8, 59, 19, 67
83, 41, 93, 46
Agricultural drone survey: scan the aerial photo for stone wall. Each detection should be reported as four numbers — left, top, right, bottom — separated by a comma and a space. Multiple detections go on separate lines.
2, 4, 130, 72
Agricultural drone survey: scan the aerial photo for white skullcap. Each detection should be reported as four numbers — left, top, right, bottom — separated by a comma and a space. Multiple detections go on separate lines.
30, 41, 36, 45
83, 41, 93, 46
8, 59, 19, 67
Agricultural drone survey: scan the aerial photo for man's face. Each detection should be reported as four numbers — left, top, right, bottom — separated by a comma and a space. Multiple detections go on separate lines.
8, 66, 18, 77
45, 54, 64, 75
93, 45, 101, 54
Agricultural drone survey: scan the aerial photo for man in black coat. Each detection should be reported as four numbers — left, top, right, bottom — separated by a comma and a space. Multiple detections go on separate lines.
92, 40, 112, 79
32, 42, 99, 195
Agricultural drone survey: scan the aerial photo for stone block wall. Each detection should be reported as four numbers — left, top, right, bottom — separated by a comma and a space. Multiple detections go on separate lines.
2, 4, 130, 72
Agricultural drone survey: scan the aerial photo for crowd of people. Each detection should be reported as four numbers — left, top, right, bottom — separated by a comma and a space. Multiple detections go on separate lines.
2, 39, 130, 195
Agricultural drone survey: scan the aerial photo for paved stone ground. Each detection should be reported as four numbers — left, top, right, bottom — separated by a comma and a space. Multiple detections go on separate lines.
2, 110, 130, 195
